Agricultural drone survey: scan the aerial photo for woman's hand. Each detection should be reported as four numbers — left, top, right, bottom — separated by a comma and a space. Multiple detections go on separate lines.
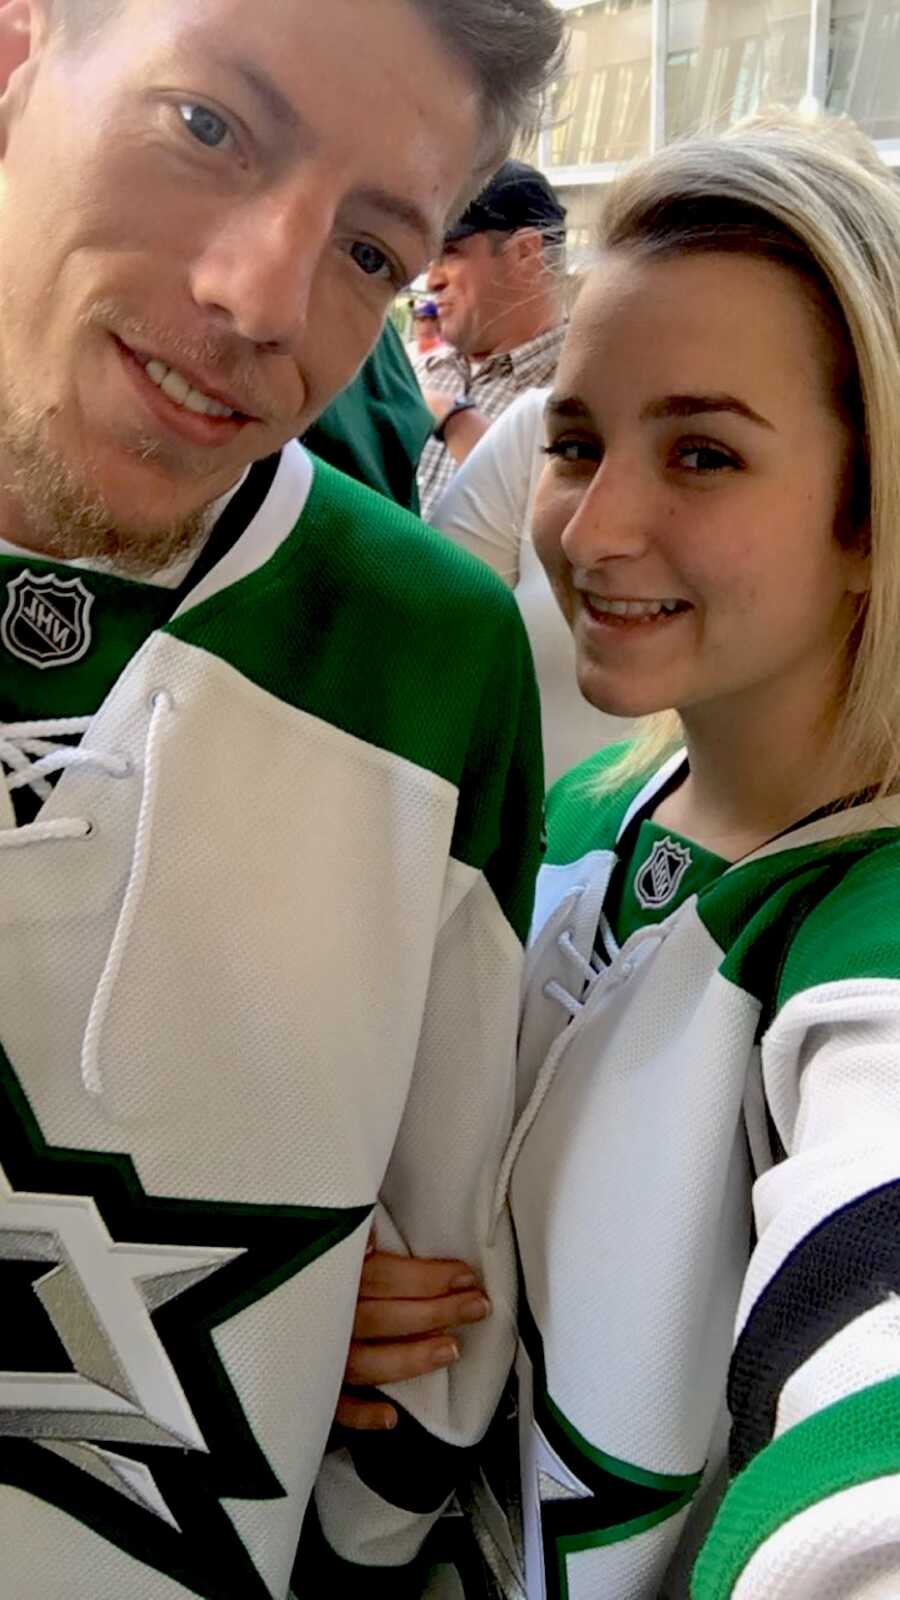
337, 1249, 492, 1430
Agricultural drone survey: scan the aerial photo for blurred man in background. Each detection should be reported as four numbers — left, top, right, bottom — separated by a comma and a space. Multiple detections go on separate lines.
412, 298, 445, 357
416, 160, 567, 521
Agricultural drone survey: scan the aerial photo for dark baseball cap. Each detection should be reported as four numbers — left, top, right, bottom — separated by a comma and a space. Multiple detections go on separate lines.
443, 160, 567, 247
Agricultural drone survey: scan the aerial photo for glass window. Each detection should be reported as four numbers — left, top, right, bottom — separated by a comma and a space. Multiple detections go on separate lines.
666, 1, 813, 142
828, 1, 900, 140
557, 186, 604, 267
548, 0, 653, 166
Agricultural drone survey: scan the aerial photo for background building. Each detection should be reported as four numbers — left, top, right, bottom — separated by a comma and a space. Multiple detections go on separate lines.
541, 1, 900, 258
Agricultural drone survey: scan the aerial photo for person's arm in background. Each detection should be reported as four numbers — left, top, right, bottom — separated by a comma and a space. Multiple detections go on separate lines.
422, 388, 492, 466
430, 386, 549, 582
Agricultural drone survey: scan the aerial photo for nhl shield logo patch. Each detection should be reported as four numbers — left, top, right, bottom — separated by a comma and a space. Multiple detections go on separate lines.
1, 569, 94, 670
634, 835, 693, 910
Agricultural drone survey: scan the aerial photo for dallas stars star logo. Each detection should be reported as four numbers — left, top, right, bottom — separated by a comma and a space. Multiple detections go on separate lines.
517, 1294, 701, 1600
0, 1045, 370, 1599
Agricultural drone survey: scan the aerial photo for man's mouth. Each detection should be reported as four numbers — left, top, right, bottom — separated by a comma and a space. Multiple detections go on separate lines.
141, 358, 238, 419
118, 338, 258, 423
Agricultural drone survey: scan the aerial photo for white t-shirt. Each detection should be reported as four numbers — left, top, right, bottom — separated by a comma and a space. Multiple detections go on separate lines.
431, 386, 631, 784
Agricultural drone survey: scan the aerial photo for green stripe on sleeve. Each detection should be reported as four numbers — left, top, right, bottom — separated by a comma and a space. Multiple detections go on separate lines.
775, 841, 900, 1007
691, 1376, 900, 1600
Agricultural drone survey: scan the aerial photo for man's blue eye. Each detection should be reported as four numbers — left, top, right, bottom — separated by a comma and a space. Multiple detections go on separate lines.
350, 241, 391, 279
179, 104, 230, 149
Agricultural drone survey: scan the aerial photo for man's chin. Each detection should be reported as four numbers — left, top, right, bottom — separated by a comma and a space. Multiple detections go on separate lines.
4, 441, 216, 575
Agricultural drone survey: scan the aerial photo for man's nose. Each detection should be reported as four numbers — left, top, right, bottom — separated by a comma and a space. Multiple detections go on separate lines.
426, 257, 447, 292
189, 185, 334, 351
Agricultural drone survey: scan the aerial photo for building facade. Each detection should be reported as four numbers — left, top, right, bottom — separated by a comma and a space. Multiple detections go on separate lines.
542, 1, 900, 255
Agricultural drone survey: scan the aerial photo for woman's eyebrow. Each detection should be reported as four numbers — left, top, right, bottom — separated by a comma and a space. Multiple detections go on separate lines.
641, 394, 776, 430
544, 394, 592, 423
544, 393, 775, 430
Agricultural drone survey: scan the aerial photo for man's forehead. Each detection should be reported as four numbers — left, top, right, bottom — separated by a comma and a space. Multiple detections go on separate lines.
99, 0, 478, 242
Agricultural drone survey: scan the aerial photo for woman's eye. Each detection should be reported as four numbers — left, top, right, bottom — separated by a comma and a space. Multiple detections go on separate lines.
179, 103, 231, 150
677, 444, 739, 473
542, 439, 599, 466
349, 240, 399, 284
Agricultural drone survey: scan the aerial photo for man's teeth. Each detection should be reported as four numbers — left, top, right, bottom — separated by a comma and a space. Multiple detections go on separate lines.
591, 597, 685, 618
143, 358, 235, 419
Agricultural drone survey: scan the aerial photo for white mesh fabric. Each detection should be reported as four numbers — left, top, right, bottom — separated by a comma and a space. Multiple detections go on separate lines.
4, 633, 461, 1207
776, 1298, 900, 1438
731, 1475, 900, 1600
513, 913, 756, 1477
217, 1225, 370, 1599
738, 982, 900, 1335
563, 1505, 693, 1600
377, 872, 522, 1443
0, 1491, 208, 1600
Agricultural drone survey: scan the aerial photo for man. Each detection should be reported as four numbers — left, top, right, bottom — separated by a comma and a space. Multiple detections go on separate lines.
0, 2, 563, 1597
415, 159, 567, 521
411, 298, 445, 357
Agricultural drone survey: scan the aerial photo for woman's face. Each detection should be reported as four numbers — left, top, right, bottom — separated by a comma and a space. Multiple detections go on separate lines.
533, 251, 869, 726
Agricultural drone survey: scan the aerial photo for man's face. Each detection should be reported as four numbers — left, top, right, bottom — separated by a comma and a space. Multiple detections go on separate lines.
426, 232, 515, 358
0, 0, 480, 558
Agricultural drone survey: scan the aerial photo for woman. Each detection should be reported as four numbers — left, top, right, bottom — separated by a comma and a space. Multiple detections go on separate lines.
338, 114, 900, 1599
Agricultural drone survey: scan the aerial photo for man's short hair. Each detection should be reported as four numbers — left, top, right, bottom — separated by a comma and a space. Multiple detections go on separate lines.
411, 1, 565, 184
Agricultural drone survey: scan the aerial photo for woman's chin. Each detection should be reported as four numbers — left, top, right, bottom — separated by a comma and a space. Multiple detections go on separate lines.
574, 667, 672, 722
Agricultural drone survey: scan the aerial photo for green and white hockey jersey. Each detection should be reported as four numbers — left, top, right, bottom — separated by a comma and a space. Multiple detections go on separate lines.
0, 442, 543, 1600
493, 744, 900, 1600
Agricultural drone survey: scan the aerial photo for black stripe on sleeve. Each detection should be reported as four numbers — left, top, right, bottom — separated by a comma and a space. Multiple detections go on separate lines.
333, 1403, 475, 1515
728, 1178, 900, 1474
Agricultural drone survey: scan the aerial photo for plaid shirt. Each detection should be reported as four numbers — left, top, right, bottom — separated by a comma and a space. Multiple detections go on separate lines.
414, 323, 566, 522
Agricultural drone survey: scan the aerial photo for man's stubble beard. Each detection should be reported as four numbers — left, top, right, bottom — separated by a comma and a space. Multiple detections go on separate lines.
0, 396, 218, 577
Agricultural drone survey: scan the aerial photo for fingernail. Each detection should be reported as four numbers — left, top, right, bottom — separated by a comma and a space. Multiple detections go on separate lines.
460, 1295, 491, 1324
382, 1411, 398, 1430
430, 1339, 459, 1369
449, 1273, 479, 1291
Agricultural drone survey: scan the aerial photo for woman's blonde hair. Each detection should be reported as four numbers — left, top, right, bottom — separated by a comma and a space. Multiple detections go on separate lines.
588, 110, 900, 798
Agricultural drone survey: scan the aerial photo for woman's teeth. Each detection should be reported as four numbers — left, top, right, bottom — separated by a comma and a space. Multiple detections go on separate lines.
143, 358, 235, 419
590, 597, 686, 619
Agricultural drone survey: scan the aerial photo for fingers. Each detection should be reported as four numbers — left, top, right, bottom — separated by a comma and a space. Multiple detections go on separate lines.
358, 1250, 482, 1302
344, 1332, 459, 1389
337, 1248, 490, 1433
353, 1287, 490, 1341
334, 1393, 399, 1431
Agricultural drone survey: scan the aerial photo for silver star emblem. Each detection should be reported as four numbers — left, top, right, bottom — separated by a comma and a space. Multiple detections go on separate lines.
0, 1160, 244, 1528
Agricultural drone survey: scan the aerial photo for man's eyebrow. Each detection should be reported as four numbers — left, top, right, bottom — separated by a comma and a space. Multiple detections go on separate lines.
642, 394, 776, 430
220, 59, 304, 133
209, 60, 437, 256
350, 188, 438, 257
